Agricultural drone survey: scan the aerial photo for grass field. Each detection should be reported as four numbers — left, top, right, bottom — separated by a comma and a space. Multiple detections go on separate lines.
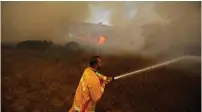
2, 47, 201, 112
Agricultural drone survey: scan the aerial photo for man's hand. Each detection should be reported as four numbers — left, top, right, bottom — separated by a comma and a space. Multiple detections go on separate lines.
105, 77, 114, 84
99, 77, 114, 85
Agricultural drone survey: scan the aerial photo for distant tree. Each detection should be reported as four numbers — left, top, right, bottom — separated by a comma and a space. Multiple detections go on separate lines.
16, 40, 53, 51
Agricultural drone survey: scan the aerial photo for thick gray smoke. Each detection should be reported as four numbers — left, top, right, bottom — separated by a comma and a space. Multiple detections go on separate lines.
2, 2, 201, 58
100, 2, 201, 58
1, 2, 90, 43
139, 2, 201, 58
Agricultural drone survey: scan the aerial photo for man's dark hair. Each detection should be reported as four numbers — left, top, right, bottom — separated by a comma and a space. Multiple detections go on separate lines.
90, 56, 101, 67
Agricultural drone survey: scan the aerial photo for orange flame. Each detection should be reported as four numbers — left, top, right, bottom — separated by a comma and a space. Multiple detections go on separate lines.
98, 36, 106, 45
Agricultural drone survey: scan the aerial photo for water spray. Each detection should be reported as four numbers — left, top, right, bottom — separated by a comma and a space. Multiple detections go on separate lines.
114, 56, 201, 80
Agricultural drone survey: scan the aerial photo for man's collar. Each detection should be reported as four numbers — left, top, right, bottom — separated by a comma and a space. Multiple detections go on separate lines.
89, 67, 102, 74
89, 67, 96, 72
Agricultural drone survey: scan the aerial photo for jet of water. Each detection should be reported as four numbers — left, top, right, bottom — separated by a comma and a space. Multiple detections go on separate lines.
114, 56, 201, 80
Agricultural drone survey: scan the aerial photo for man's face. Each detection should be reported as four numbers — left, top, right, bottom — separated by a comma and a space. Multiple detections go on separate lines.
97, 58, 102, 70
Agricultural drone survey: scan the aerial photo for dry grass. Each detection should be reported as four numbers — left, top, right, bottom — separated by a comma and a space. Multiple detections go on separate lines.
2, 48, 201, 112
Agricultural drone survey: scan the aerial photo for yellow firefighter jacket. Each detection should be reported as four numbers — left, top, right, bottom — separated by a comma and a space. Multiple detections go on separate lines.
69, 67, 108, 112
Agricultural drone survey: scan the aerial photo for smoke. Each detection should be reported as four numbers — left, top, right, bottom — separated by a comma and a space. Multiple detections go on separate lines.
100, 2, 201, 58
2, 1, 90, 43
2, 2, 201, 58
141, 2, 201, 58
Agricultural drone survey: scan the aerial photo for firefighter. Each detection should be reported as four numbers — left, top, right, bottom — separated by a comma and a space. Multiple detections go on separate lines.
69, 56, 113, 112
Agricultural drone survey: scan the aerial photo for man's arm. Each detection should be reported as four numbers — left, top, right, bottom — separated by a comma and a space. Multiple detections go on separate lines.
87, 77, 106, 103
96, 72, 107, 80
96, 72, 113, 84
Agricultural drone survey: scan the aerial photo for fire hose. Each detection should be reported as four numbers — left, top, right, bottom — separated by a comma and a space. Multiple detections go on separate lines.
114, 56, 200, 80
